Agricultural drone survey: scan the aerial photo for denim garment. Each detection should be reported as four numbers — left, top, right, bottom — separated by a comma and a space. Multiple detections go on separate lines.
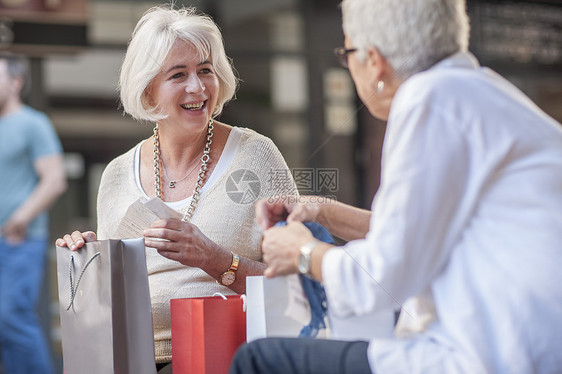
0, 239, 54, 374
274, 222, 334, 338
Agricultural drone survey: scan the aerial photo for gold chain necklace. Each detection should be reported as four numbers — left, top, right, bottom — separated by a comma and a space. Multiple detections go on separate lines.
153, 119, 214, 222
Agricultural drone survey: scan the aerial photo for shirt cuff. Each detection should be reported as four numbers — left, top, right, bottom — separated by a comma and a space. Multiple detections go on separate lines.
321, 247, 354, 318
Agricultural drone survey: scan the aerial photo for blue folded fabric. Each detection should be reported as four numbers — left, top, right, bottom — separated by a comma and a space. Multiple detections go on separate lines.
274, 221, 334, 338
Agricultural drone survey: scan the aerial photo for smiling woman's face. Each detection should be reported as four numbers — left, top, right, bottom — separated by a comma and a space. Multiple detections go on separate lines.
148, 39, 219, 130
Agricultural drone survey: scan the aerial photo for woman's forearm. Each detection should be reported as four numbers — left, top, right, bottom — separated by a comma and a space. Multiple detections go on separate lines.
316, 201, 371, 241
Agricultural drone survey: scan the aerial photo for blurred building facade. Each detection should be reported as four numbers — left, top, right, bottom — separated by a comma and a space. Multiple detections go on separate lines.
1, 0, 561, 372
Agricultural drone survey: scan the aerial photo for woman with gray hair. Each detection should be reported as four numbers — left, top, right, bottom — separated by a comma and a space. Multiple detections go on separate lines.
56, 5, 296, 371
231, 0, 562, 373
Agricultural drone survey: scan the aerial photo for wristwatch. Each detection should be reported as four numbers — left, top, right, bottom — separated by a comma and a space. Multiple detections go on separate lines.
218, 252, 239, 286
299, 240, 321, 276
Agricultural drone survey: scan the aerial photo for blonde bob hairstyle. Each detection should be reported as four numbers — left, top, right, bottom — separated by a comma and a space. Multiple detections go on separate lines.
119, 5, 238, 122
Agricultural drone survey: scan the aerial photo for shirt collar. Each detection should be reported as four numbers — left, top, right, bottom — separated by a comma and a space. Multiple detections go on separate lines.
430, 51, 480, 71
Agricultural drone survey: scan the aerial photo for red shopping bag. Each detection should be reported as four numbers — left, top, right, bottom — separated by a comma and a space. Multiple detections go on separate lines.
171, 295, 246, 374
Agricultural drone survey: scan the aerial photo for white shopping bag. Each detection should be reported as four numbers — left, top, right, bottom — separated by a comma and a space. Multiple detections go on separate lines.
246, 274, 393, 343
56, 238, 156, 374
246, 275, 311, 342
327, 309, 395, 341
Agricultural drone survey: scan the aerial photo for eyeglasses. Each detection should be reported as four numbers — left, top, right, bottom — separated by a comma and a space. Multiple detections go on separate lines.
334, 47, 358, 69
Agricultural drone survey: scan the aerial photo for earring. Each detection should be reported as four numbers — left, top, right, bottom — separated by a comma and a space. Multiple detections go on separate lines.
370, 79, 385, 93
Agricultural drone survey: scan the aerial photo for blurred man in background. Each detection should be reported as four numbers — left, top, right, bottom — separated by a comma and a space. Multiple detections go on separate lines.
0, 52, 66, 374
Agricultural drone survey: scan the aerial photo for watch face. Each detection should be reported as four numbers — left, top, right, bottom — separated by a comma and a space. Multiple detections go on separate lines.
220, 271, 236, 286
299, 255, 310, 274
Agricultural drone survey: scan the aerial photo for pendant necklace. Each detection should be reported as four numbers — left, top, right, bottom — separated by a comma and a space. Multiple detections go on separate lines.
161, 155, 200, 188
152, 119, 214, 222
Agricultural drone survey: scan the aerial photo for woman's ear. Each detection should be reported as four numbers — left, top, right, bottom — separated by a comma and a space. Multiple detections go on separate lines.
144, 85, 154, 107
366, 47, 387, 82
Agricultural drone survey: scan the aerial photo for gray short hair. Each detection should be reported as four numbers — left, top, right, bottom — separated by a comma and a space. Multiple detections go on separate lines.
341, 0, 470, 78
119, 5, 238, 122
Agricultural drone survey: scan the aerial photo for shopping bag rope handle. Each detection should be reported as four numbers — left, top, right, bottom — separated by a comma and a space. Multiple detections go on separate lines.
67, 252, 101, 310
212, 292, 227, 300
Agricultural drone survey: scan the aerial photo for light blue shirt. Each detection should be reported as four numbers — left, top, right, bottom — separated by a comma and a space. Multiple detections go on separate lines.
323, 52, 562, 373
0, 106, 63, 239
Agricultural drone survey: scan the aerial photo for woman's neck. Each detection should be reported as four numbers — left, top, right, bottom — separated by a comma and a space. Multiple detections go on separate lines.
156, 123, 210, 169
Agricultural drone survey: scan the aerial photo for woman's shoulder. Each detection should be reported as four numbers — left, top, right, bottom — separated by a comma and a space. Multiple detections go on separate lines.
229, 127, 292, 173
101, 142, 141, 181
235, 127, 278, 151
217, 126, 296, 196
400, 59, 479, 104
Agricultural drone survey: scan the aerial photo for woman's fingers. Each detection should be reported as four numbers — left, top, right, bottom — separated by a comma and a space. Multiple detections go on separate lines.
155, 249, 183, 262
60, 231, 81, 251
261, 222, 313, 277
143, 219, 214, 269
287, 196, 320, 223
149, 218, 186, 230
144, 223, 191, 244
71, 231, 85, 248
55, 230, 97, 250
82, 231, 97, 242
143, 219, 196, 254
287, 204, 308, 222
255, 199, 291, 230
255, 200, 270, 230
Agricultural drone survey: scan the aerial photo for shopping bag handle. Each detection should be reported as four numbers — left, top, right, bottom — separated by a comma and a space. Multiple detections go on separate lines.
211, 292, 247, 312
67, 252, 101, 310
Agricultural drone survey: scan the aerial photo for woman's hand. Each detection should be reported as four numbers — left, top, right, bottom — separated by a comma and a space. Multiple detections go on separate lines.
55, 231, 97, 251
256, 196, 323, 230
143, 218, 216, 269
261, 221, 314, 278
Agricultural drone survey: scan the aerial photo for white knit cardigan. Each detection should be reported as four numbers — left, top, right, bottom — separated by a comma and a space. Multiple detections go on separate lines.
96, 127, 297, 362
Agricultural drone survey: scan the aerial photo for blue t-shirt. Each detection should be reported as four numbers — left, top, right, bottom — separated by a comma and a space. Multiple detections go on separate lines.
0, 106, 63, 239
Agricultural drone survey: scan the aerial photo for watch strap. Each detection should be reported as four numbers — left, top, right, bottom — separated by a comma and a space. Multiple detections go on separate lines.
299, 240, 321, 275
229, 252, 239, 272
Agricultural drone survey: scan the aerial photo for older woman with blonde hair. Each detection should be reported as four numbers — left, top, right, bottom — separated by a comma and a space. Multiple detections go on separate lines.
57, 5, 296, 372
230, 0, 562, 373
